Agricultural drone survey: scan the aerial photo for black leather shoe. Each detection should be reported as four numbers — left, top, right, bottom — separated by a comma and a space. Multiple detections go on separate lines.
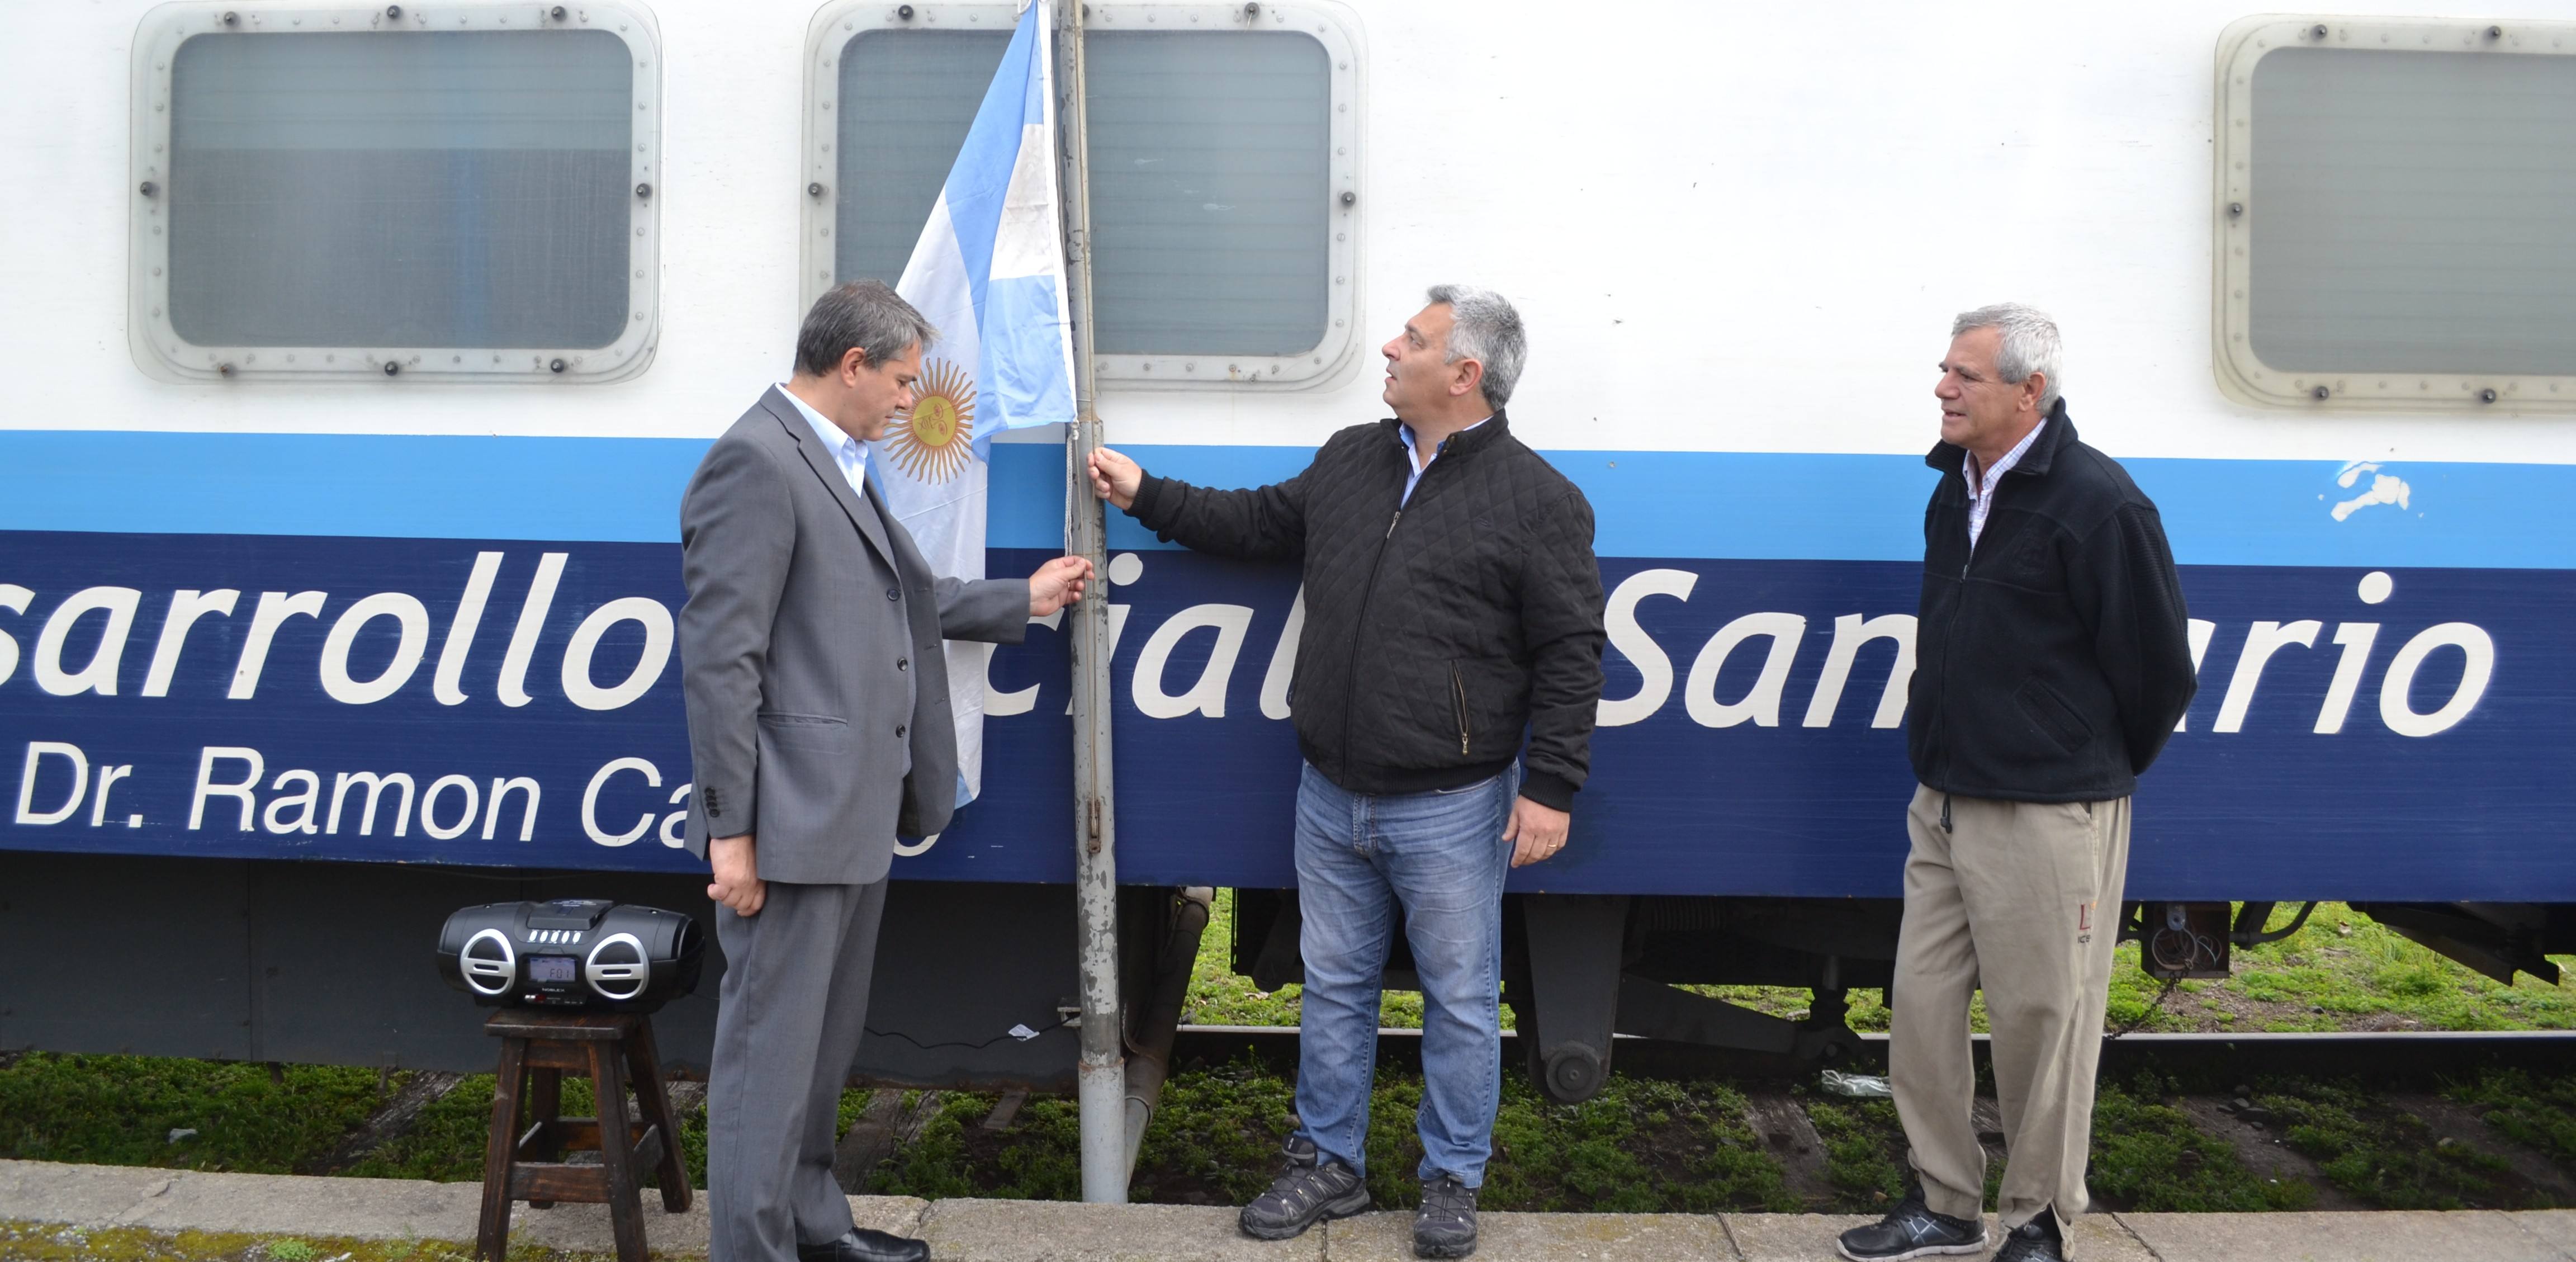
797, 1226, 930, 1262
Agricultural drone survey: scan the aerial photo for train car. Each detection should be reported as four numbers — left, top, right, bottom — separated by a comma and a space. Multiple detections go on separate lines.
3, 0, 2572, 1102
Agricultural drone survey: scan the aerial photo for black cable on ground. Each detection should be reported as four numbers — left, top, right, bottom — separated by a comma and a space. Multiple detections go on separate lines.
863, 1013, 1076, 1053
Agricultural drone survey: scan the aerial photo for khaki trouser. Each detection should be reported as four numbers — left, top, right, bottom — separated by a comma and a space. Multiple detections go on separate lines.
1890, 783, 2131, 1234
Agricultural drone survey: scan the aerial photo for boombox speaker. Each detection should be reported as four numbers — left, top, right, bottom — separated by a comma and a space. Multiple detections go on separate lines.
436, 899, 704, 1013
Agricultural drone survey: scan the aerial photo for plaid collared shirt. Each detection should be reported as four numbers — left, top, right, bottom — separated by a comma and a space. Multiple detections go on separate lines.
1964, 419, 2045, 550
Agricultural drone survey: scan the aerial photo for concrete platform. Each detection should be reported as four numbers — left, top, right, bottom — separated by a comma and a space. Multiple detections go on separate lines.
4, 1159, 2573, 1260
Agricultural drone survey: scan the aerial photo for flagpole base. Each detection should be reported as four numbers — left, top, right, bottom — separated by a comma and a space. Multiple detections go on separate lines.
1077, 1056, 1128, 1203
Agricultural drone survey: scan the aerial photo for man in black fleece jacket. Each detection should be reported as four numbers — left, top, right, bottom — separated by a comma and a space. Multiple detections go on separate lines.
1839, 306, 2196, 1262
1089, 285, 1604, 1260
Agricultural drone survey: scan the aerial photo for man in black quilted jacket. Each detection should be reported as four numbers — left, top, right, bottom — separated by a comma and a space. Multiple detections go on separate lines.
1088, 285, 1605, 1260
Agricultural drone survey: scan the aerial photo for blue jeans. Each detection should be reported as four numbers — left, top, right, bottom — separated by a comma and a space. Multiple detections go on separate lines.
1291, 760, 1519, 1187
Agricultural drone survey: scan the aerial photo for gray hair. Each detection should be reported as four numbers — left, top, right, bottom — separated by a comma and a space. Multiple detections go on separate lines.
1951, 302, 2062, 412
1426, 283, 1528, 409
795, 280, 939, 377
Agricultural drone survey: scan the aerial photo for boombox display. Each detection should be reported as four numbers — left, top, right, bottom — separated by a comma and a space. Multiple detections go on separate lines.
436, 899, 704, 1012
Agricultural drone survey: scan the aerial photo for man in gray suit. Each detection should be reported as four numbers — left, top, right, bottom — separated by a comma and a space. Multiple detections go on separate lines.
681, 280, 1092, 1262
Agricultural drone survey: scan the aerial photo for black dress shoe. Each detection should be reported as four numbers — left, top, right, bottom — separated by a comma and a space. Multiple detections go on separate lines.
797, 1226, 930, 1262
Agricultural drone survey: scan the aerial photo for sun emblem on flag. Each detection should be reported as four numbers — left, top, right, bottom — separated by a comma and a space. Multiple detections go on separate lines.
886, 358, 978, 483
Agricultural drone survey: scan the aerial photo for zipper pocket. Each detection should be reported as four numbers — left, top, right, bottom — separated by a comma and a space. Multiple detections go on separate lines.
1450, 663, 1471, 756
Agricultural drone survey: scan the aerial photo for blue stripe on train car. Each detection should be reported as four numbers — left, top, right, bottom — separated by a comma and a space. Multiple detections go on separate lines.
4, 429, 2571, 569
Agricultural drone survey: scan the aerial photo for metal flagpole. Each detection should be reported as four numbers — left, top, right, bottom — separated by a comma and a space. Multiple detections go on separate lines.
1055, 0, 1127, 1206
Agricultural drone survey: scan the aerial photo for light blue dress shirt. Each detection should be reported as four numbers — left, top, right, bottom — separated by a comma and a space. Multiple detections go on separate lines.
780, 384, 872, 501
1395, 415, 1491, 507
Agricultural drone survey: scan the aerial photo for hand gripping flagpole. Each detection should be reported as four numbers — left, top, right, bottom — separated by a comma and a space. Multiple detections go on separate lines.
1054, 0, 1127, 1205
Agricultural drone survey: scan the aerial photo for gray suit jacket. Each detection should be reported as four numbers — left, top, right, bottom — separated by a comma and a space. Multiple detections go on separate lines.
679, 386, 1029, 886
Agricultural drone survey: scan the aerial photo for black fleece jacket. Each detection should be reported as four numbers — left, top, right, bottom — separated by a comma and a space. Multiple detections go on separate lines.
1123, 412, 1607, 811
1909, 400, 2198, 802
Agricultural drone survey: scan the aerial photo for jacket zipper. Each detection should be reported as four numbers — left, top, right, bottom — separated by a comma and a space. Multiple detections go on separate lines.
1936, 464, 2017, 792
1339, 437, 1456, 776
1450, 663, 1471, 756
1932, 484, 1974, 795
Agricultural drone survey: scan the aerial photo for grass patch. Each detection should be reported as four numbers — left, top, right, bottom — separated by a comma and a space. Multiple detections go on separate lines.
0, 1054, 389, 1174
1478, 1075, 1796, 1213
1801, 1090, 1907, 1212
2259, 1077, 2545, 1209
247, 1072, 707, 1192
2088, 1076, 2310, 1211
2449, 1068, 2576, 1165
0, 1219, 592, 1261
866, 1060, 1799, 1213
867, 1089, 1081, 1201
1131, 1058, 1303, 1206
0, 1055, 707, 1193
2213, 907, 2573, 1034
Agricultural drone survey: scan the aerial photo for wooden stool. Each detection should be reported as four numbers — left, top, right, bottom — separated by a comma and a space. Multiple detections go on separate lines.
476, 1009, 692, 1262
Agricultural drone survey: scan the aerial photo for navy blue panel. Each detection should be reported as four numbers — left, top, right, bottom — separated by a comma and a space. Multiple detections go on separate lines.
2, 530, 2569, 902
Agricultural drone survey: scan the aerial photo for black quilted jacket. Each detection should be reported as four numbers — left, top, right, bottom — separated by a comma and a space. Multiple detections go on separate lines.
1124, 412, 1607, 811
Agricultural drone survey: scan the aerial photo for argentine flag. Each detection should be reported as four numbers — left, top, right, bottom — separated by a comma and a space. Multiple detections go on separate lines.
873, 0, 1077, 811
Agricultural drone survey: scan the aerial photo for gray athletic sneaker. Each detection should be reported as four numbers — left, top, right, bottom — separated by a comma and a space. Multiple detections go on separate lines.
1990, 1212, 2066, 1262
1834, 1182, 1988, 1260
1413, 1174, 1478, 1258
1238, 1135, 1370, 1241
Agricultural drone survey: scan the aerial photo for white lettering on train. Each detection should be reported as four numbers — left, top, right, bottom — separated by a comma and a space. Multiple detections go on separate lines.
0, 559, 2504, 739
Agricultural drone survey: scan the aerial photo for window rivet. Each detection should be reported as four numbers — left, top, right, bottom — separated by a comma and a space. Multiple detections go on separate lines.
551, 4, 566, 17
2228, 202, 2244, 217
2487, 25, 2503, 39
551, 358, 569, 374
635, 182, 652, 198
2310, 23, 2327, 38
898, 3, 915, 17
808, 182, 827, 198
1244, 1, 1260, 13
217, 362, 235, 376
221, 11, 238, 25
387, 5, 402, 18
139, 181, 158, 197
2311, 385, 2329, 400
383, 361, 401, 376
1339, 190, 1356, 207
2479, 387, 2498, 403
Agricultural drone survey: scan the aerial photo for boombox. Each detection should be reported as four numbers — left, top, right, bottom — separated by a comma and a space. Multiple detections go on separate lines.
435, 899, 704, 1013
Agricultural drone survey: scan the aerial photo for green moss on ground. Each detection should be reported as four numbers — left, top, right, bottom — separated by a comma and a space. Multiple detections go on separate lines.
0, 1055, 390, 1174
2260, 1077, 2554, 1209
865, 1062, 1799, 1213
1801, 1091, 1907, 1212
2087, 1076, 2310, 1211
1487, 1076, 1796, 1214
866, 1089, 1079, 1200
0, 1220, 628, 1262
2449, 1068, 2576, 1165
1131, 1058, 1302, 1206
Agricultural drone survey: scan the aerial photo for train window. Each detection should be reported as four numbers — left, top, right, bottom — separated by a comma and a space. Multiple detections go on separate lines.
2214, 17, 2576, 411
129, 4, 661, 383
803, 2, 1360, 388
